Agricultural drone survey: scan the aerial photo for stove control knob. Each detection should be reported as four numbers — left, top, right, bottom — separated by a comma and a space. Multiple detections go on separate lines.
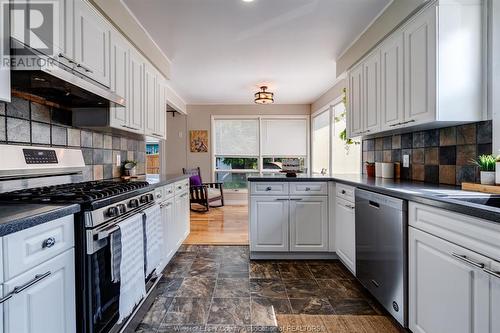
128, 198, 139, 208
140, 195, 148, 203
117, 204, 126, 214
107, 206, 118, 217
147, 193, 154, 202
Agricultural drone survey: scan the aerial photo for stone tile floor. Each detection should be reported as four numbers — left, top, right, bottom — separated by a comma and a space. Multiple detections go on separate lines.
135, 245, 404, 333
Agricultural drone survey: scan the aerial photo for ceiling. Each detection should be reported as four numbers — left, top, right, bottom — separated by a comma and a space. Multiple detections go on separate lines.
123, 0, 391, 105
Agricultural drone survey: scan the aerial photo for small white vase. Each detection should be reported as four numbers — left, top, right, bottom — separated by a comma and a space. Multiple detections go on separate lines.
480, 171, 496, 185
496, 162, 500, 185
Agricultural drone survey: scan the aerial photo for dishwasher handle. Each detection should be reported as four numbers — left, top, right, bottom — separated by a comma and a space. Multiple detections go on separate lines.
369, 200, 380, 209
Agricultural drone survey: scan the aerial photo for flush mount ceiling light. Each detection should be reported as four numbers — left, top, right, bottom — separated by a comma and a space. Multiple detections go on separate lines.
242, 0, 255, 2
254, 86, 274, 104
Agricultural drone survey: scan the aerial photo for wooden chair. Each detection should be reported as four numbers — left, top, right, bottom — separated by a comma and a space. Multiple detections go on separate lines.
182, 167, 225, 212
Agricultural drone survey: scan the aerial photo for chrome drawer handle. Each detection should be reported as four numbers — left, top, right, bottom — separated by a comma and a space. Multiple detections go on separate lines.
76, 63, 94, 73
42, 237, 56, 249
58, 53, 74, 64
451, 253, 485, 269
290, 198, 303, 201
0, 271, 52, 304
275, 198, 288, 201
344, 204, 355, 210
483, 268, 500, 279
305, 187, 311, 191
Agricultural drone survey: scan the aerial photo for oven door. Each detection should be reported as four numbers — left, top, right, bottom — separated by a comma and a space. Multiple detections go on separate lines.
85, 204, 157, 333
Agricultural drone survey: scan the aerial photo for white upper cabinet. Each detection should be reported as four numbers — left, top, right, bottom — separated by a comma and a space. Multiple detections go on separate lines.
157, 79, 167, 140
128, 49, 145, 133
55, 0, 75, 66
363, 50, 381, 134
74, 0, 111, 87
144, 63, 157, 136
403, 6, 436, 125
348, 63, 364, 137
109, 31, 129, 129
347, 0, 483, 139
380, 33, 404, 130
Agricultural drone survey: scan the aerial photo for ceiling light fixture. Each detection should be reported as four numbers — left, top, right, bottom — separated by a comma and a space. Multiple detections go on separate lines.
254, 86, 274, 104
242, 0, 255, 2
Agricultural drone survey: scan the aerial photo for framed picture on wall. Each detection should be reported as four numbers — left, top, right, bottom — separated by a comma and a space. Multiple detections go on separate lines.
190, 130, 209, 152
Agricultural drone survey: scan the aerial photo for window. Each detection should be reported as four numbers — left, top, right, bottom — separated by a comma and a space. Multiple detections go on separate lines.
146, 137, 160, 176
213, 116, 309, 190
311, 99, 360, 175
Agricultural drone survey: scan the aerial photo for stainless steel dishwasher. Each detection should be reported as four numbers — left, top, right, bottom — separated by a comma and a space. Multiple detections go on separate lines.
355, 189, 408, 327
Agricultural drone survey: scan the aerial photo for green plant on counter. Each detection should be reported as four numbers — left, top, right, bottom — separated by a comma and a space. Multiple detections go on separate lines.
472, 155, 496, 171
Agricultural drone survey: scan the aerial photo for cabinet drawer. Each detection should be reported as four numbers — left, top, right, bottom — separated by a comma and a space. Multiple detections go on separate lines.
409, 202, 500, 261
250, 182, 289, 196
290, 182, 328, 195
336, 183, 355, 202
3, 215, 74, 280
174, 179, 190, 195
163, 184, 174, 198
154, 187, 164, 201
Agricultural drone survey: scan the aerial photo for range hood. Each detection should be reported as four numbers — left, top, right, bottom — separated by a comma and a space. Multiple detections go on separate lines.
10, 39, 125, 108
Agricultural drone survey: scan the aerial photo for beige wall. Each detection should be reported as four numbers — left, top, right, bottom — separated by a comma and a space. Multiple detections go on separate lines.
184, 104, 310, 181
336, 0, 426, 74
165, 112, 188, 174
311, 78, 346, 113
89, 0, 170, 78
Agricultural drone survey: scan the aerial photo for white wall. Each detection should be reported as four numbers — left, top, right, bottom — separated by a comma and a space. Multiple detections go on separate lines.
492, 0, 500, 154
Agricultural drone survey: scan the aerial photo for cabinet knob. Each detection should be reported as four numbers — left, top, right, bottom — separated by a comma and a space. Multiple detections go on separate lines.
341, 190, 346, 194
266, 187, 272, 191
42, 237, 56, 249
305, 187, 311, 191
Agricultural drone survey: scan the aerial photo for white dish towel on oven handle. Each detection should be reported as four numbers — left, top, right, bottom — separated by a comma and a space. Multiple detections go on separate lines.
143, 204, 163, 277
117, 213, 146, 324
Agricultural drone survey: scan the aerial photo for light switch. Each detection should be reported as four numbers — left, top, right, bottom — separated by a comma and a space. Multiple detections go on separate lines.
403, 154, 410, 168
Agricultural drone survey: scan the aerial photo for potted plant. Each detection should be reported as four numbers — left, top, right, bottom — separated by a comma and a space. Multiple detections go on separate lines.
496, 154, 500, 185
365, 162, 375, 178
472, 155, 496, 185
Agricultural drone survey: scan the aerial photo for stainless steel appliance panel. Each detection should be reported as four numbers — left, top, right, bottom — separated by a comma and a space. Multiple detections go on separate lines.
355, 189, 407, 326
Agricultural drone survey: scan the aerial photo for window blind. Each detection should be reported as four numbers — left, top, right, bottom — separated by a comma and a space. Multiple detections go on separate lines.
261, 119, 307, 156
214, 119, 259, 156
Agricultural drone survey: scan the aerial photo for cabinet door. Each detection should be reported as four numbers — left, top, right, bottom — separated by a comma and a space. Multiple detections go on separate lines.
363, 50, 381, 134
250, 197, 289, 252
347, 63, 364, 138
409, 227, 489, 333
4, 249, 76, 333
403, 6, 436, 125
489, 260, 500, 333
380, 33, 404, 130
156, 79, 167, 140
128, 49, 144, 133
335, 197, 355, 273
0, 0, 10, 102
109, 31, 128, 129
181, 192, 190, 239
144, 64, 157, 136
163, 198, 176, 263
289, 196, 328, 252
74, 0, 110, 87
54, 0, 74, 65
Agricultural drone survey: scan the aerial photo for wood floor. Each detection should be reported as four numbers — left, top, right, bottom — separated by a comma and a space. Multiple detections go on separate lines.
184, 205, 249, 245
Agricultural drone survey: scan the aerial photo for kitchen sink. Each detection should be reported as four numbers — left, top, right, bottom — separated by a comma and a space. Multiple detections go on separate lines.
444, 195, 500, 209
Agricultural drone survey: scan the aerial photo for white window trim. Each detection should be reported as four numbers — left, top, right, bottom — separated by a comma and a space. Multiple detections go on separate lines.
211, 115, 310, 192
311, 96, 345, 175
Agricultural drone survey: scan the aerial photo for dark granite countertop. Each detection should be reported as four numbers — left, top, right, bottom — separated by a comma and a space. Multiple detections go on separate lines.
144, 173, 190, 188
0, 203, 80, 237
248, 174, 500, 223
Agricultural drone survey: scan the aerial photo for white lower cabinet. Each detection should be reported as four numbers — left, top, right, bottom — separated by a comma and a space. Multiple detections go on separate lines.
409, 227, 498, 333
289, 197, 328, 252
175, 191, 190, 241
3, 249, 75, 333
250, 196, 289, 252
335, 197, 356, 273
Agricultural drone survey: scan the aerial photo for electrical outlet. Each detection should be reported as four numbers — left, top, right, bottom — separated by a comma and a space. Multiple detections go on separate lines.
116, 154, 121, 167
403, 154, 410, 168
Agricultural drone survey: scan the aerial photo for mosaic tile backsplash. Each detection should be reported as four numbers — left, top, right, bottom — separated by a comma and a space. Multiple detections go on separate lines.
0, 97, 146, 181
362, 121, 493, 185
